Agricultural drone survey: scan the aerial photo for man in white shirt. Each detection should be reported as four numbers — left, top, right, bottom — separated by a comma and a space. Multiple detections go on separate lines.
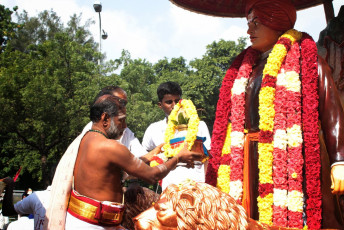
142, 81, 211, 191
2, 177, 50, 230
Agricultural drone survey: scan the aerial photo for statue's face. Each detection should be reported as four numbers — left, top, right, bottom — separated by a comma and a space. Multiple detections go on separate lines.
247, 9, 282, 53
133, 195, 178, 230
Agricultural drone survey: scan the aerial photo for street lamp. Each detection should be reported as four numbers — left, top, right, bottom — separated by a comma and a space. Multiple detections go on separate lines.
93, 1, 108, 65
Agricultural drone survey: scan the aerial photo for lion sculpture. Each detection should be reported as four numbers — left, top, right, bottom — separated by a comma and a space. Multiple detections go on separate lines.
133, 181, 289, 230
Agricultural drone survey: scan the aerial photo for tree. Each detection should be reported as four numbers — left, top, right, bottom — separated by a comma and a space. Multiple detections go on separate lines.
0, 5, 247, 188
117, 38, 247, 140
0, 4, 19, 52
186, 38, 247, 130
118, 53, 159, 139
0, 10, 107, 188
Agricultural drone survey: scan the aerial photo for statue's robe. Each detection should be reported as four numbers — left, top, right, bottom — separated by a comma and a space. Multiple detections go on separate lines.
245, 54, 344, 229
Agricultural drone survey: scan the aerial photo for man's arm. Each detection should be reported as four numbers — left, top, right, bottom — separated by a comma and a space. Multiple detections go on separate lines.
111, 141, 202, 184
1, 177, 17, 216
139, 144, 164, 164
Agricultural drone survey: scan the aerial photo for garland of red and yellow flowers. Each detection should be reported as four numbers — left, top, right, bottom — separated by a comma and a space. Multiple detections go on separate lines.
150, 99, 199, 167
206, 29, 321, 229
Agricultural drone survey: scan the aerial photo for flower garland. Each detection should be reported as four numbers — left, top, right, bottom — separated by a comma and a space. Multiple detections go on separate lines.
285, 41, 304, 229
228, 47, 259, 202
272, 40, 303, 228
271, 61, 289, 227
258, 29, 302, 226
163, 99, 199, 157
207, 29, 321, 228
206, 49, 248, 186
150, 99, 199, 167
216, 122, 231, 193
300, 33, 321, 229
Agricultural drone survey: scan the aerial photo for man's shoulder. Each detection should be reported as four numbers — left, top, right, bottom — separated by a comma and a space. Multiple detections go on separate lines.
199, 120, 207, 126
122, 127, 134, 137
84, 136, 124, 155
198, 120, 209, 130
146, 119, 165, 130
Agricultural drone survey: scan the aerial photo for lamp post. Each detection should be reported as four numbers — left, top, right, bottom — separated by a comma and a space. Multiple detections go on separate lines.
93, 1, 108, 65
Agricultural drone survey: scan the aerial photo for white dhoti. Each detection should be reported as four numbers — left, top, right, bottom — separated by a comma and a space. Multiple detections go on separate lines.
66, 213, 126, 230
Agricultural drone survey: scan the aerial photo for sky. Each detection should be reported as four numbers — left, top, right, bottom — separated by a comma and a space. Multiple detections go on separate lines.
3, 0, 343, 64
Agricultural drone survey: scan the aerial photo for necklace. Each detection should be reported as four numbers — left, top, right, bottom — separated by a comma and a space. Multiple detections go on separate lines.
88, 129, 108, 139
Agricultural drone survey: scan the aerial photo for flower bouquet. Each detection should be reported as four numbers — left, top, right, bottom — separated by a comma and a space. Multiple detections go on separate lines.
150, 99, 209, 167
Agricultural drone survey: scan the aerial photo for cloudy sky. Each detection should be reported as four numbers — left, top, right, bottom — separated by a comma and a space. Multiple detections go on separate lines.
3, 0, 343, 63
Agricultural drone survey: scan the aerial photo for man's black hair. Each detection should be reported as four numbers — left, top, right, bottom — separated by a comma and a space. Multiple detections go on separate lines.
157, 81, 182, 102
90, 95, 119, 122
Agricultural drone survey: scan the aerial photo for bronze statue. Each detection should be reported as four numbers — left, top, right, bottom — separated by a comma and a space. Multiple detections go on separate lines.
134, 181, 294, 230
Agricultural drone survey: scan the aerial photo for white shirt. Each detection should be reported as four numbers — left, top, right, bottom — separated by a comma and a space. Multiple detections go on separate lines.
7, 216, 34, 230
142, 118, 211, 190
82, 122, 147, 157
14, 186, 51, 230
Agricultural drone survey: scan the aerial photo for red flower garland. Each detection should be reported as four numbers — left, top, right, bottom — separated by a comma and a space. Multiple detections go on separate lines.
300, 33, 322, 229
206, 49, 248, 186
229, 48, 259, 202
272, 58, 288, 227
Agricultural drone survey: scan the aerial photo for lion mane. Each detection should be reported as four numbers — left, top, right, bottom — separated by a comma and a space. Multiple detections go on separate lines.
162, 181, 249, 230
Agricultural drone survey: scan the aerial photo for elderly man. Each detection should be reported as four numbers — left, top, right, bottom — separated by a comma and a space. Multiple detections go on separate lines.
81, 86, 148, 160
45, 95, 202, 229
206, 0, 344, 229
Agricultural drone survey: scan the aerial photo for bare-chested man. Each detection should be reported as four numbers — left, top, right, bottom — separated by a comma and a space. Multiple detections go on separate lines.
64, 95, 202, 229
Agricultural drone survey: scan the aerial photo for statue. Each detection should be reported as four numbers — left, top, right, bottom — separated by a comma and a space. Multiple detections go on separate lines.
318, 5, 344, 106
206, 0, 344, 228
133, 181, 292, 230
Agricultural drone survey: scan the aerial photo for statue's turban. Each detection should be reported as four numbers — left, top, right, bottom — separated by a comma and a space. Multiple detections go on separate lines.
245, 0, 296, 32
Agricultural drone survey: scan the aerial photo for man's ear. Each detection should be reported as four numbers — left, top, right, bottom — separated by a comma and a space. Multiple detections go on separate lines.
158, 101, 162, 109
101, 113, 110, 126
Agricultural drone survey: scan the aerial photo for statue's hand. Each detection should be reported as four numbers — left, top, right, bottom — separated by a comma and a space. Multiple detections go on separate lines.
331, 165, 344, 194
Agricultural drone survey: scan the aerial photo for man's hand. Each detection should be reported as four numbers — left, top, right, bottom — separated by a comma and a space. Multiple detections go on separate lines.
124, 183, 144, 204
331, 165, 344, 194
141, 143, 164, 163
176, 143, 203, 166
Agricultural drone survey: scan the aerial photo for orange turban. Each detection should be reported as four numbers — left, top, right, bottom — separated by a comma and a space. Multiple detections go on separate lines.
245, 0, 296, 32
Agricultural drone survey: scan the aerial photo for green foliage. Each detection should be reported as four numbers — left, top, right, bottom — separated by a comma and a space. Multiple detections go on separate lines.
171, 112, 189, 126
0, 9, 104, 189
0, 5, 247, 189
0, 5, 19, 52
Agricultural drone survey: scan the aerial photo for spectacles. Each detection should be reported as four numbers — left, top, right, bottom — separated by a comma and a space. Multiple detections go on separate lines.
164, 99, 180, 105
114, 96, 128, 107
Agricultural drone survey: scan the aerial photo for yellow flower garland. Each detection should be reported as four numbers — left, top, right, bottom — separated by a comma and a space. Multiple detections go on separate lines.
258, 29, 302, 225
216, 123, 232, 193
163, 99, 200, 158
